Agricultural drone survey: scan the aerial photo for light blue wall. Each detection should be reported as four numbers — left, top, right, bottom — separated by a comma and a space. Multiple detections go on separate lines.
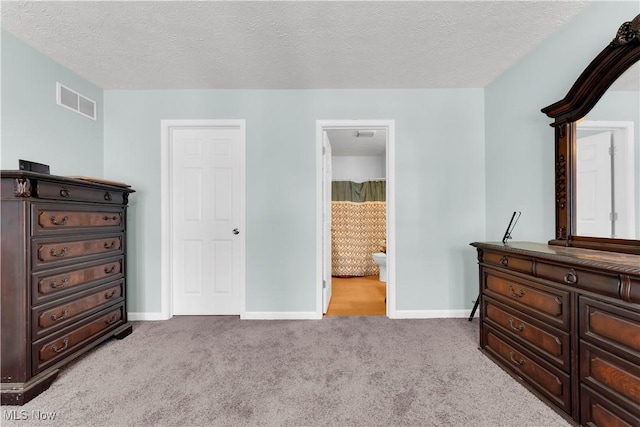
104, 89, 486, 314
1, 31, 104, 175
485, 2, 639, 242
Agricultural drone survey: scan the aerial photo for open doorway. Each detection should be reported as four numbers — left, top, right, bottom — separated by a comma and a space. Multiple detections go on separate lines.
315, 120, 396, 318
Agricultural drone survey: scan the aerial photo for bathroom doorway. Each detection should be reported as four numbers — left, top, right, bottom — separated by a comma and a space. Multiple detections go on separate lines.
315, 120, 396, 318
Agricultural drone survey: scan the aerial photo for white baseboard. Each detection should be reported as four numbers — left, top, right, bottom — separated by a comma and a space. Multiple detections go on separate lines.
393, 309, 476, 319
241, 311, 322, 320
128, 312, 170, 321
128, 310, 476, 321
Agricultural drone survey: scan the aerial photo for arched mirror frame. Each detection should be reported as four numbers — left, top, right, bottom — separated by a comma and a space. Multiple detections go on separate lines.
542, 14, 640, 255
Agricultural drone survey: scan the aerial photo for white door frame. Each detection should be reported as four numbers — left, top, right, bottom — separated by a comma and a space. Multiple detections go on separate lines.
315, 120, 396, 318
322, 131, 332, 313
160, 120, 246, 319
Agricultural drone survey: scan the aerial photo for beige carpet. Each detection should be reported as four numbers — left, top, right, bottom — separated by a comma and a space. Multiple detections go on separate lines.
2, 317, 571, 426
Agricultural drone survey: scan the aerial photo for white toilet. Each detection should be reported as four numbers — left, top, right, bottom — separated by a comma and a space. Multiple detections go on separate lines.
372, 252, 387, 282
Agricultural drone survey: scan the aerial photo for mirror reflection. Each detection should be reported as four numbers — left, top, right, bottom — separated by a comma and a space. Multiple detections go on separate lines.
576, 63, 639, 239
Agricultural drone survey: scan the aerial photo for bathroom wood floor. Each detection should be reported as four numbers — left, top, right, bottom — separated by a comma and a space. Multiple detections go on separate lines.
325, 275, 386, 316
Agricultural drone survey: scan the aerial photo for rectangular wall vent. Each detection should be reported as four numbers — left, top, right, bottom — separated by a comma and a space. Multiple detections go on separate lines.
56, 82, 96, 120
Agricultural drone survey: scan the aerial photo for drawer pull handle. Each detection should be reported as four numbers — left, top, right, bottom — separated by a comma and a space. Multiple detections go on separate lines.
500, 256, 509, 267
103, 215, 118, 221
104, 290, 117, 299
508, 318, 525, 332
105, 314, 118, 325
564, 269, 578, 285
50, 309, 69, 322
50, 277, 70, 289
51, 338, 69, 354
103, 241, 116, 250
508, 285, 525, 298
104, 265, 116, 274
104, 192, 112, 201
50, 247, 69, 257
50, 215, 69, 226
509, 351, 525, 366
60, 188, 70, 198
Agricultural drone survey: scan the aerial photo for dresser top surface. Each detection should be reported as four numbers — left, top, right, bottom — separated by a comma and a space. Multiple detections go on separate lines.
1, 170, 135, 193
471, 241, 640, 275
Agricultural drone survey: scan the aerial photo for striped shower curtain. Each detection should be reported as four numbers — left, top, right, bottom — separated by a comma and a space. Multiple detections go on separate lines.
331, 180, 386, 277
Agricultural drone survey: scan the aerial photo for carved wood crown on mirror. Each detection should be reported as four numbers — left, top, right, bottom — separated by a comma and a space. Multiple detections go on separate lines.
542, 14, 640, 255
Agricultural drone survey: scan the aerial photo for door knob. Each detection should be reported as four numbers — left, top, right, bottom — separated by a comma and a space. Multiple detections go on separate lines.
233, 228, 240, 235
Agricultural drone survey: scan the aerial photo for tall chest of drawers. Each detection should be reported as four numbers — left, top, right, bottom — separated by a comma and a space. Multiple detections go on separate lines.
1, 171, 135, 405
471, 242, 640, 426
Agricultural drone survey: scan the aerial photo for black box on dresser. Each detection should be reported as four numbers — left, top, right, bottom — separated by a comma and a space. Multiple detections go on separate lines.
1, 171, 135, 405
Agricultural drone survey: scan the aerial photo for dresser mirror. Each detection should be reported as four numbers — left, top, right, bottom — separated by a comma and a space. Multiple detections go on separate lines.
576, 63, 639, 240
542, 14, 640, 254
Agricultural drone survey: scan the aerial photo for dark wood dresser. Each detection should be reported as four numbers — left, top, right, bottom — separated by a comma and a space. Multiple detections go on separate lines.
1, 171, 135, 405
471, 242, 640, 426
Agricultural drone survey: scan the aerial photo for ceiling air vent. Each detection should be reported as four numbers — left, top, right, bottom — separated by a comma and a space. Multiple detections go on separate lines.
56, 82, 96, 120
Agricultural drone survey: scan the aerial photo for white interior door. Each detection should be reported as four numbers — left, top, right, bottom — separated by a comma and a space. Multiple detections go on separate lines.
171, 125, 243, 315
322, 131, 332, 313
576, 131, 612, 237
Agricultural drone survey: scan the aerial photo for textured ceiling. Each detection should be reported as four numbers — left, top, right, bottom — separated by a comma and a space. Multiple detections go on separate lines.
1, 1, 591, 90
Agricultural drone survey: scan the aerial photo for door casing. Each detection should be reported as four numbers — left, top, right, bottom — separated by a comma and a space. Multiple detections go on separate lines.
315, 120, 396, 318
160, 119, 246, 319
322, 131, 332, 313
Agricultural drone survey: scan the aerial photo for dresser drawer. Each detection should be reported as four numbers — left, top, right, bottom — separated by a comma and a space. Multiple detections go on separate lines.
36, 180, 126, 205
484, 297, 570, 371
580, 341, 640, 413
483, 269, 570, 330
581, 385, 639, 427
483, 251, 533, 275
580, 297, 640, 363
33, 204, 123, 235
483, 325, 571, 414
32, 304, 124, 374
536, 262, 619, 299
32, 257, 123, 304
33, 234, 122, 269
33, 281, 123, 338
